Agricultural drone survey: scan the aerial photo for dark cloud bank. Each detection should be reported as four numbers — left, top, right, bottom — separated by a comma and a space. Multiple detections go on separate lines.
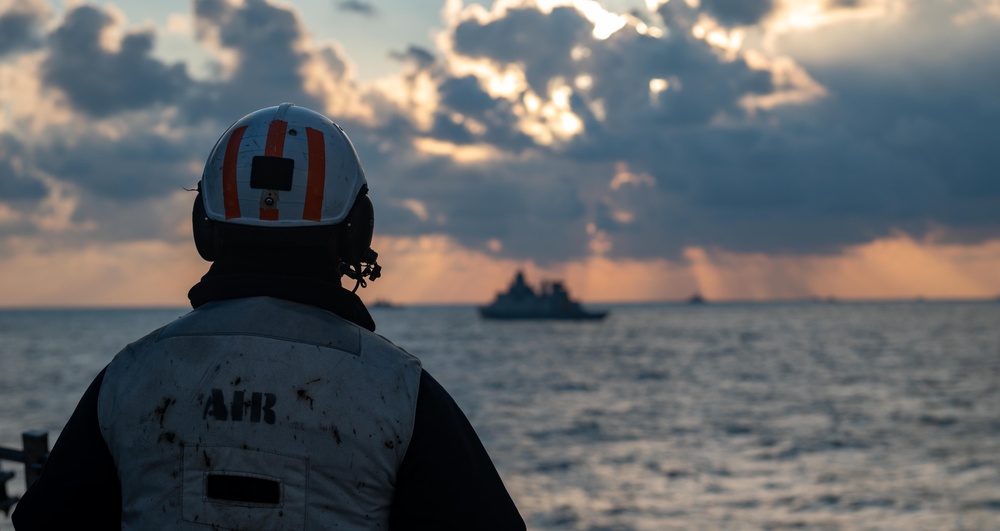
42, 5, 191, 117
368, 1, 1000, 260
1, 0, 997, 263
0, 0, 48, 57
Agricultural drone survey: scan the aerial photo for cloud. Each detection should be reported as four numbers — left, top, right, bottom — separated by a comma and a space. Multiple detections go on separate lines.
41, 5, 193, 117
389, 45, 436, 68
0, 237, 203, 307
361, 0, 819, 259
773, 2, 1000, 226
2, 0, 998, 282
954, 0, 1000, 24
442, 2, 787, 145
188, 0, 322, 119
35, 129, 203, 200
699, 0, 775, 26
0, 134, 47, 200
825, 0, 868, 8
428, 73, 537, 149
187, 0, 365, 122
359, 0, 998, 262
336, 0, 378, 17
451, 5, 596, 96
0, 0, 49, 58
2, 0, 381, 258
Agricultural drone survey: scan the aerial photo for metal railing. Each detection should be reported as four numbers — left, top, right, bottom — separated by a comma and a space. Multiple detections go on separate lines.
0, 431, 49, 517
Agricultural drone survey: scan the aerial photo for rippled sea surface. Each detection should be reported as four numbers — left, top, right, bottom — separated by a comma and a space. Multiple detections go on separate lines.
2, 301, 999, 530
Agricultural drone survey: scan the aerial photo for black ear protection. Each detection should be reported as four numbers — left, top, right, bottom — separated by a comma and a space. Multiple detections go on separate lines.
337, 185, 381, 290
339, 184, 374, 264
192, 184, 219, 262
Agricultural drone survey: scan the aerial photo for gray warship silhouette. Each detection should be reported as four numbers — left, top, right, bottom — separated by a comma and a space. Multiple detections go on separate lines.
478, 271, 608, 320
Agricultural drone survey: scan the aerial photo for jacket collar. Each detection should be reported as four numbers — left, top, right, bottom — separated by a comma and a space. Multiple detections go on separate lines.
187, 253, 376, 332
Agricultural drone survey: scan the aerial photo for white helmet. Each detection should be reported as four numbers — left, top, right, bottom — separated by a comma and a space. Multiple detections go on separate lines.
193, 103, 380, 286
200, 102, 366, 226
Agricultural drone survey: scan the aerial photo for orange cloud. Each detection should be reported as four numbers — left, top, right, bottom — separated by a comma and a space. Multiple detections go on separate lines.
361, 235, 702, 305
808, 234, 1000, 300
677, 235, 1000, 302
364, 233, 1000, 304
1, 233, 998, 308
0, 238, 204, 308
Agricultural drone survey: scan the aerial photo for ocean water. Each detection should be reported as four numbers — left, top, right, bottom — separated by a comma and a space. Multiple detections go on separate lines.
1, 301, 999, 530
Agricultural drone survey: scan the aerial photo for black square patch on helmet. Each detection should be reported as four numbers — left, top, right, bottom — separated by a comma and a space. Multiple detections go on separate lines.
250, 156, 294, 191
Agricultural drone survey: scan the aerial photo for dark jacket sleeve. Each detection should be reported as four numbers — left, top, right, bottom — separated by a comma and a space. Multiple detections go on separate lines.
12, 368, 121, 530
390, 370, 525, 530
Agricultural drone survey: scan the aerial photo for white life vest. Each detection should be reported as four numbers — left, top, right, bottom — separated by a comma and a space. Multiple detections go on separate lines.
97, 297, 422, 530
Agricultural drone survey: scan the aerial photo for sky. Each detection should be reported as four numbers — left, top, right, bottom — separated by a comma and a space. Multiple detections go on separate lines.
0, 0, 998, 307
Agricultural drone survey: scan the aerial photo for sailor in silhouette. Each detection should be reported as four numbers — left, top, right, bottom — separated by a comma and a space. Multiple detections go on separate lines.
13, 104, 524, 530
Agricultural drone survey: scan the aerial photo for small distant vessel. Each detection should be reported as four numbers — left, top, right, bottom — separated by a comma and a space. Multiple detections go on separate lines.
478, 271, 608, 320
371, 299, 401, 309
687, 293, 706, 304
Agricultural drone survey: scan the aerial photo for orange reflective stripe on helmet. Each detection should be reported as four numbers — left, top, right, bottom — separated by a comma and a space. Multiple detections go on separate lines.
303, 127, 326, 222
222, 126, 247, 220
264, 120, 288, 157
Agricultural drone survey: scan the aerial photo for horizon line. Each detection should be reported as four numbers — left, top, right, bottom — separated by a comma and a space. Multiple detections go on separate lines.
1, 295, 998, 312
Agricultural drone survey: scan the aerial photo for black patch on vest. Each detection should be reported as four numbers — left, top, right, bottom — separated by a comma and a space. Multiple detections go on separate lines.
206, 474, 281, 505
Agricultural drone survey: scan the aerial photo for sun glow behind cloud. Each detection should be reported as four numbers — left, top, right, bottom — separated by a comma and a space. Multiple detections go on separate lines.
516, 81, 585, 144
692, 15, 746, 58
767, 0, 909, 34
439, 0, 651, 147
413, 138, 503, 162
459, 0, 629, 39
438, 56, 585, 147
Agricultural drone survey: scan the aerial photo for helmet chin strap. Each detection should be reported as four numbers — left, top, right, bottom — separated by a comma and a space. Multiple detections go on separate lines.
340, 248, 382, 293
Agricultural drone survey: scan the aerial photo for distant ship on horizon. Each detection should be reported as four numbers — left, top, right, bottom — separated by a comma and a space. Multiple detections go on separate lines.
478, 271, 608, 320
688, 293, 706, 304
